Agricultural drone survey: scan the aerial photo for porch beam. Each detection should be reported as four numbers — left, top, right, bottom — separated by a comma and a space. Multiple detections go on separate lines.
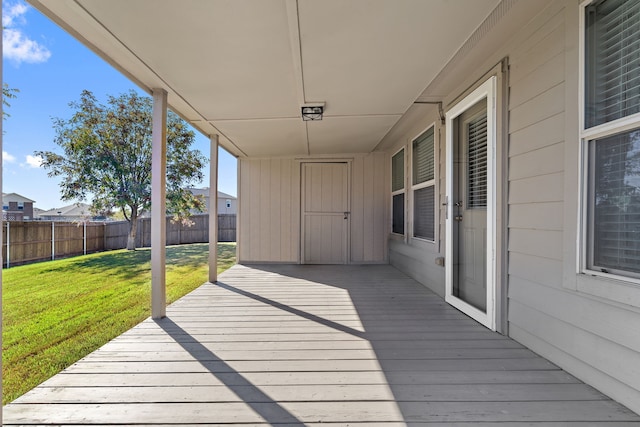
151, 88, 167, 320
209, 135, 219, 283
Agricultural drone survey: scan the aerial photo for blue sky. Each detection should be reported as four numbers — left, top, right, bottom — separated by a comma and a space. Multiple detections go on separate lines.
2, 0, 237, 210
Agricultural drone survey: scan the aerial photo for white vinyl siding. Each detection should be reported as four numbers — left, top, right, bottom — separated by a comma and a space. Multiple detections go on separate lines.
582, 0, 640, 280
391, 148, 405, 235
412, 127, 435, 241
239, 154, 387, 264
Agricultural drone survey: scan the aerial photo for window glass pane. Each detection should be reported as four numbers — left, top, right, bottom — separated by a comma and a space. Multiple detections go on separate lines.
468, 114, 488, 208
585, 0, 640, 128
589, 128, 640, 275
413, 128, 434, 185
414, 186, 435, 240
391, 150, 404, 192
392, 193, 405, 235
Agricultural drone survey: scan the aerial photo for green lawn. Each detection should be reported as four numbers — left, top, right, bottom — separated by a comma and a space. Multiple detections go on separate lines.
2, 242, 236, 404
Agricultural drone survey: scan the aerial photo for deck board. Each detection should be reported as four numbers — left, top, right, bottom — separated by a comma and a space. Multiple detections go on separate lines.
4, 264, 639, 425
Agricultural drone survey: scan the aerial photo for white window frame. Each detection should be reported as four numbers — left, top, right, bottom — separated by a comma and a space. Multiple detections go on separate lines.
391, 147, 406, 238
410, 123, 437, 244
578, 0, 640, 288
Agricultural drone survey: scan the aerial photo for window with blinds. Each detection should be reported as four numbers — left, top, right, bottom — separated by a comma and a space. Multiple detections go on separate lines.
391, 149, 405, 235
467, 114, 488, 209
413, 127, 434, 185
412, 127, 435, 241
585, 0, 640, 128
583, 0, 640, 279
392, 149, 405, 192
414, 186, 435, 240
589, 129, 640, 276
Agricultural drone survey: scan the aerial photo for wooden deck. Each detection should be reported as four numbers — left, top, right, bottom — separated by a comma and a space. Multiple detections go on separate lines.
4, 264, 640, 425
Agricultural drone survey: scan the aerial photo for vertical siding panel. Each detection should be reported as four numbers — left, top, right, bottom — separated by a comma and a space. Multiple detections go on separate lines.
351, 156, 364, 262
291, 160, 301, 262
259, 159, 271, 260
373, 152, 386, 261
270, 159, 282, 261
238, 160, 248, 261
249, 159, 262, 261
280, 159, 292, 262
363, 155, 374, 261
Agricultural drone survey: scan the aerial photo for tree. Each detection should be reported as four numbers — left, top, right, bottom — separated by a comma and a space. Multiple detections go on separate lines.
36, 90, 207, 250
3, 83, 19, 119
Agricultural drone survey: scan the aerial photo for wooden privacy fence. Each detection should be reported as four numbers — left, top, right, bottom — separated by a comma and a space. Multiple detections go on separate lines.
2, 214, 236, 268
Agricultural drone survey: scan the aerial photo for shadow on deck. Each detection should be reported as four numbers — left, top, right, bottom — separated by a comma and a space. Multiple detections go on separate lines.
4, 264, 640, 425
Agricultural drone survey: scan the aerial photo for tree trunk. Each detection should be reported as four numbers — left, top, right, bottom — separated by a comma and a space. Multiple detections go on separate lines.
126, 209, 138, 250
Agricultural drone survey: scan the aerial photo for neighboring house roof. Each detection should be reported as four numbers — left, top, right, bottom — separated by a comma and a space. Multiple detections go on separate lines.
188, 188, 237, 200
2, 192, 36, 204
39, 203, 93, 218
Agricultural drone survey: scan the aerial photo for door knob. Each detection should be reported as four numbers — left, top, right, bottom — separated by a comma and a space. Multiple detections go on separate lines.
454, 215, 463, 222
344, 211, 350, 220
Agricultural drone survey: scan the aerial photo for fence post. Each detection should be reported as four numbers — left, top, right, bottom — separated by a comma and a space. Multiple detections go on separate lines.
83, 221, 87, 255
6, 221, 9, 268
51, 222, 55, 260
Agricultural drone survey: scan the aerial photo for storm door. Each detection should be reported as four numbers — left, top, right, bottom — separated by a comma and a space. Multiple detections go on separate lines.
445, 77, 497, 330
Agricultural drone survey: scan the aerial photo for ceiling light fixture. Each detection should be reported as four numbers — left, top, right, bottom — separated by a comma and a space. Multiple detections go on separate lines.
301, 103, 325, 121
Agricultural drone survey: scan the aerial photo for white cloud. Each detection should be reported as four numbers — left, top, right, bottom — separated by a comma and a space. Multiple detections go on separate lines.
2, 1, 51, 65
24, 154, 42, 168
3, 151, 16, 164
2, 1, 27, 27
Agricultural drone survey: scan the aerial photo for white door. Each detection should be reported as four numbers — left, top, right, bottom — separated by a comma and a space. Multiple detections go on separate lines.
301, 162, 349, 264
445, 77, 497, 330
453, 101, 488, 312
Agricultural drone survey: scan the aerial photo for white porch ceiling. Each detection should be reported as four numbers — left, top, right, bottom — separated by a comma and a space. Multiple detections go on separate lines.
30, 0, 501, 158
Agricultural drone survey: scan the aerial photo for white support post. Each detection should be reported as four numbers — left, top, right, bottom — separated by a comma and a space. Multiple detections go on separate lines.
51, 222, 55, 260
6, 222, 9, 268
151, 89, 168, 320
1, 26, 4, 422
209, 135, 219, 283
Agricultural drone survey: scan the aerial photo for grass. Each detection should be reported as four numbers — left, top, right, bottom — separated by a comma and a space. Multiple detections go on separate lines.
2, 242, 236, 404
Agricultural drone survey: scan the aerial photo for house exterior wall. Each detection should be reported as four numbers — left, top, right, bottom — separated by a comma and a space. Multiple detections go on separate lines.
217, 197, 237, 215
4, 201, 34, 221
238, 153, 388, 264
385, 0, 640, 415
